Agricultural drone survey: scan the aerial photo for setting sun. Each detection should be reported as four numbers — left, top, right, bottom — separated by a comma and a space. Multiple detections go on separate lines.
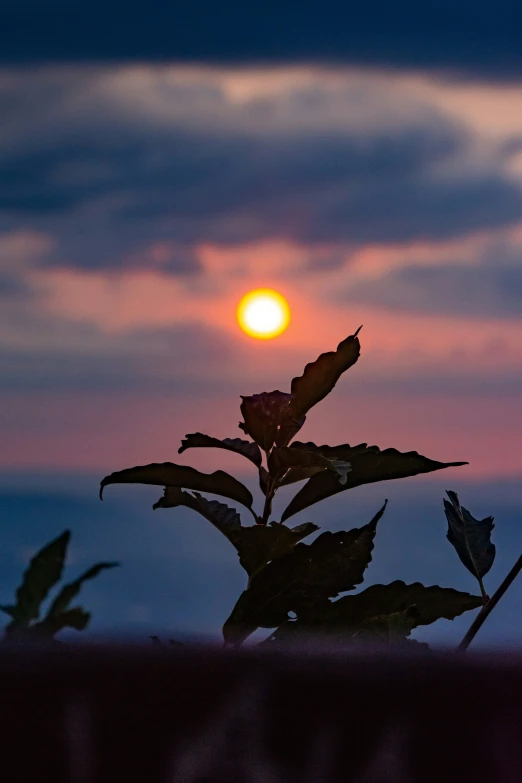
237, 289, 290, 339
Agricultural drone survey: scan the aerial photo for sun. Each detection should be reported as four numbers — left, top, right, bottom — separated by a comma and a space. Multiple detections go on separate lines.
237, 289, 291, 339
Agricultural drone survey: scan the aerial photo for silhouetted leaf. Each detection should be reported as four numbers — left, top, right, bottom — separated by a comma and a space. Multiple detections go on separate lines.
352, 606, 421, 642
45, 562, 119, 619
281, 444, 467, 521
238, 521, 319, 577
153, 488, 315, 574
223, 501, 387, 645
259, 466, 270, 496
269, 446, 352, 486
153, 488, 243, 546
327, 580, 484, 628
444, 490, 496, 580
265, 608, 420, 646
100, 462, 253, 510
32, 607, 90, 637
289, 327, 362, 420
7, 531, 70, 626
178, 432, 262, 468
264, 581, 482, 646
274, 411, 306, 449
239, 391, 305, 452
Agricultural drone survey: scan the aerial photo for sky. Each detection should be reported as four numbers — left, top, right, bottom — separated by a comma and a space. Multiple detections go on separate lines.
1, 0, 521, 648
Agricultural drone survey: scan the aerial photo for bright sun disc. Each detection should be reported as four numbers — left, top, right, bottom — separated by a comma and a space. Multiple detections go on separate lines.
237, 289, 290, 339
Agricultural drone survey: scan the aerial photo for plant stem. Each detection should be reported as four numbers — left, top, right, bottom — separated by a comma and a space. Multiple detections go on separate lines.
477, 575, 488, 602
261, 479, 276, 525
457, 553, 522, 652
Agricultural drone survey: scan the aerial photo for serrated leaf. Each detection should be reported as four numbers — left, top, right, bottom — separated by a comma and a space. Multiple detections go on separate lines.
264, 581, 482, 646
239, 391, 305, 452
327, 580, 484, 628
45, 562, 119, 620
31, 607, 91, 637
444, 490, 496, 580
178, 433, 262, 468
223, 501, 387, 645
154, 487, 243, 546
9, 531, 70, 626
269, 446, 352, 486
289, 327, 362, 420
239, 521, 319, 577
100, 462, 253, 510
268, 608, 421, 647
153, 488, 315, 575
281, 443, 466, 521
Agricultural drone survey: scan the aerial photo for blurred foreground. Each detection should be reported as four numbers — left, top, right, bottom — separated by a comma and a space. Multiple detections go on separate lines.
1, 643, 521, 782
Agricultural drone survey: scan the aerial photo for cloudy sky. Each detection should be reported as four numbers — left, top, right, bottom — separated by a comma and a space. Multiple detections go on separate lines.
1, 0, 521, 647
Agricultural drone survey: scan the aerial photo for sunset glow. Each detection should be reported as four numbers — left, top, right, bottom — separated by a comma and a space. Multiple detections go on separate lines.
237, 289, 290, 339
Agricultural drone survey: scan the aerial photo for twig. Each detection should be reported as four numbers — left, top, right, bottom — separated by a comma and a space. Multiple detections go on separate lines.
457, 553, 522, 652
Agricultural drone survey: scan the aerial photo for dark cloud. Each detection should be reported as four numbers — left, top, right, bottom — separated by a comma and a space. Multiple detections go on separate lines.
338, 259, 522, 318
2, 113, 521, 269
1, 0, 521, 82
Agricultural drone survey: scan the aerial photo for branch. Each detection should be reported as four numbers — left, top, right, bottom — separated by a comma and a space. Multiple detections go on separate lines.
457, 553, 522, 652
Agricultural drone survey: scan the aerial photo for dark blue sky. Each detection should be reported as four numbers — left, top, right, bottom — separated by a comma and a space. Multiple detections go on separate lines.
1, 0, 521, 81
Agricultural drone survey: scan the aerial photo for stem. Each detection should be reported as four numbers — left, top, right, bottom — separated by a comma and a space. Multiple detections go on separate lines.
457, 553, 522, 652
477, 575, 488, 602
261, 478, 276, 525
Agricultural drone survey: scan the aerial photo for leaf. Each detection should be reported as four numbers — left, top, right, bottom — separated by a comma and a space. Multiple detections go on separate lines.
238, 521, 319, 577
153, 488, 316, 575
269, 446, 352, 486
223, 501, 387, 645
264, 581, 483, 646
289, 327, 362, 420
279, 466, 326, 486
281, 443, 467, 521
327, 580, 484, 628
153, 488, 243, 547
100, 462, 253, 510
31, 607, 91, 637
444, 490, 496, 580
259, 466, 270, 496
239, 391, 305, 452
45, 562, 119, 620
351, 606, 421, 643
8, 531, 70, 626
0, 605, 17, 618
178, 432, 262, 468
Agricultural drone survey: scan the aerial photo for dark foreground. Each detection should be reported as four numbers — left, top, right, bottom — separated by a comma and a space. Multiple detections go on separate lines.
1, 644, 521, 782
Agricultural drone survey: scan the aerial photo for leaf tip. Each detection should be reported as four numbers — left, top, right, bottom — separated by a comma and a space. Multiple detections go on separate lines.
99, 479, 108, 500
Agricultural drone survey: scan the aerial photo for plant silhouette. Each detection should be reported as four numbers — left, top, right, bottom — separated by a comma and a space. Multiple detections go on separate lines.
100, 327, 492, 648
1, 531, 118, 642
